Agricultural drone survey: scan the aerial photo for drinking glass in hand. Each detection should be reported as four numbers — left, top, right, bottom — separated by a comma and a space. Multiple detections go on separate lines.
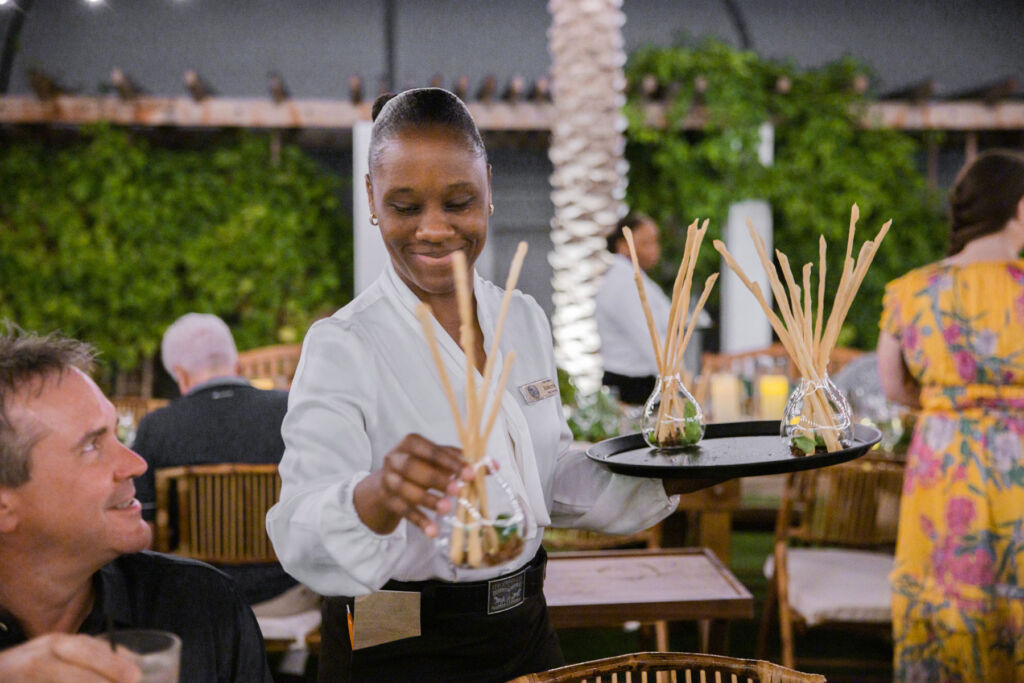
101, 630, 181, 683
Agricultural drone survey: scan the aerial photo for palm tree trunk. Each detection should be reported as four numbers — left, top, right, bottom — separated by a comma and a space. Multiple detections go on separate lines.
547, 0, 628, 395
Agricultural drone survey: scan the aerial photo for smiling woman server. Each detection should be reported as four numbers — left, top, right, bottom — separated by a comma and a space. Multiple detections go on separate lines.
266, 88, 705, 683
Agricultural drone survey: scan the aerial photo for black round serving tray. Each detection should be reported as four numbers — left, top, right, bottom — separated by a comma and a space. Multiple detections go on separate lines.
586, 421, 882, 478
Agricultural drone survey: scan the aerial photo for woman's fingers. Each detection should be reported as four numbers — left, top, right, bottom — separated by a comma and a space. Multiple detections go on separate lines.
377, 433, 473, 535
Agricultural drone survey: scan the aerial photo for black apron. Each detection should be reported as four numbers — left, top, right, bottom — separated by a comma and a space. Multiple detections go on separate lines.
318, 548, 563, 683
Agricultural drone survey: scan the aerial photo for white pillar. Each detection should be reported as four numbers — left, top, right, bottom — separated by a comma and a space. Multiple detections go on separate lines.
720, 123, 774, 353
353, 120, 388, 295
720, 123, 775, 353
721, 199, 773, 352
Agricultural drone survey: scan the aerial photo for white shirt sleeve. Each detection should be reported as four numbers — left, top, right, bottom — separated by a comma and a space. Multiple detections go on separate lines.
266, 318, 411, 597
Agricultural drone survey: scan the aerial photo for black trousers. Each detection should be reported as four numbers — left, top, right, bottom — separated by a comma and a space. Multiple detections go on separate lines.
318, 550, 563, 683
602, 370, 656, 405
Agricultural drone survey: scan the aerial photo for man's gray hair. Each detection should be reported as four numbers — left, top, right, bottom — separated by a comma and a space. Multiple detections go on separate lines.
161, 313, 238, 381
0, 325, 97, 488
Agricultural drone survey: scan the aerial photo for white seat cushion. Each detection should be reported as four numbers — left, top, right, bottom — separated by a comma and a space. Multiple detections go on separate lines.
253, 584, 322, 648
764, 547, 893, 626
256, 609, 322, 645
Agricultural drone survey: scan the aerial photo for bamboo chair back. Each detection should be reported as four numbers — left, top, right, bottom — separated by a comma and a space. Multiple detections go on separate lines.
507, 651, 826, 683
784, 456, 903, 549
236, 343, 302, 390
111, 396, 169, 426
542, 526, 662, 552
154, 463, 281, 564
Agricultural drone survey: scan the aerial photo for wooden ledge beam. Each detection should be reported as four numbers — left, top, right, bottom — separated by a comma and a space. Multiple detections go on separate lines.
640, 100, 1024, 131
0, 96, 1022, 132
0, 95, 556, 131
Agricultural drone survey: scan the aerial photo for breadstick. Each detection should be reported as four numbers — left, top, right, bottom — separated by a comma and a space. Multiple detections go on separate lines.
623, 227, 665, 375
415, 304, 466, 441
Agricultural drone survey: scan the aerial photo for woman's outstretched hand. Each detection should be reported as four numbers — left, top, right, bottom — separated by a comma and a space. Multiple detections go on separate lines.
353, 433, 474, 537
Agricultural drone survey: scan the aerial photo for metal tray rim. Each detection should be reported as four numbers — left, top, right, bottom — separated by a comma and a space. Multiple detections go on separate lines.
585, 421, 883, 478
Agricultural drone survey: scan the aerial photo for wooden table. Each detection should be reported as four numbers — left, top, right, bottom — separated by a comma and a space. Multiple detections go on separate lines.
544, 547, 753, 653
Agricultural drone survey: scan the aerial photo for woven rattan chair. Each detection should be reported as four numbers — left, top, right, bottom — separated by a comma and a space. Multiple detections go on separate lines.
111, 395, 169, 426
236, 343, 302, 390
506, 651, 826, 682
153, 463, 281, 563
757, 456, 904, 670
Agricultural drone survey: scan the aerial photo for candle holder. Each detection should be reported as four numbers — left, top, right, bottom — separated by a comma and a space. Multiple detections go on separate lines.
436, 464, 528, 572
642, 374, 705, 450
781, 373, 853, 455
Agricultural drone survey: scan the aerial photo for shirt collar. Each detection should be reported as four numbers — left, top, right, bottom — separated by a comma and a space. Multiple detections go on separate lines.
381, 260, 497, 350
79, 561, 134, 634
186, 376, 251, 396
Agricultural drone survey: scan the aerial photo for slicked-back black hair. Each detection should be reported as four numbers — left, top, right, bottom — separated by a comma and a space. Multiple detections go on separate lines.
368, 87, 486, 177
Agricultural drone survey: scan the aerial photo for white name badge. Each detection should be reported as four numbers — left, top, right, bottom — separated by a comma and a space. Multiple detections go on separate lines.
518, 378, 558, 405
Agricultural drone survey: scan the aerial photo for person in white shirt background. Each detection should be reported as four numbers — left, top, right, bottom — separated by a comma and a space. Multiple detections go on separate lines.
596, 213, 671, 404
265, 87, 722, 683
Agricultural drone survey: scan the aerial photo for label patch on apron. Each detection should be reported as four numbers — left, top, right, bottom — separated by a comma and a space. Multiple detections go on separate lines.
518, 378, 558, 405
488, 569, 526, 614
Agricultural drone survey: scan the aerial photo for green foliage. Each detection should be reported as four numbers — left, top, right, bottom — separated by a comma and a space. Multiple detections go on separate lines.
0, 125, 350, 374
624, 38, 945, 349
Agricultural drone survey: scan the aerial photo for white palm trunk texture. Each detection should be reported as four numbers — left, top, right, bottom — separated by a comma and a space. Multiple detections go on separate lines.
547, 0, 629, 395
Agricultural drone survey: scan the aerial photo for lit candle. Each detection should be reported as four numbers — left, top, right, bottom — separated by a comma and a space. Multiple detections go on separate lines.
757, 374, 789, 420
710, 372, 743, 422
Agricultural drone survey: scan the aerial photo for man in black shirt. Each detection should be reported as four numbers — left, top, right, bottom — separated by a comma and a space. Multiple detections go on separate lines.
0, 328, 272, 682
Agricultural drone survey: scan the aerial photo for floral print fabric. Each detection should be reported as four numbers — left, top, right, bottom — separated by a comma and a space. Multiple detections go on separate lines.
881, 261, 1024, 682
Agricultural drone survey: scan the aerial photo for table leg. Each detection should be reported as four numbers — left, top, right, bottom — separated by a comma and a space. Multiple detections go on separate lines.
654, 620, 669, 651
697, 511, 732, 565
698, 619, 729, 654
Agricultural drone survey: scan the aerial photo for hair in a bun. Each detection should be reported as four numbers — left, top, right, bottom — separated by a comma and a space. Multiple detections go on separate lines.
371, 92, 396, 122
367, 87, 485, 177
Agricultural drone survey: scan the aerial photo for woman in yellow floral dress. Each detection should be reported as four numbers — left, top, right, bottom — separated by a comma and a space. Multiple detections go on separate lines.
877, 149, 1024, 682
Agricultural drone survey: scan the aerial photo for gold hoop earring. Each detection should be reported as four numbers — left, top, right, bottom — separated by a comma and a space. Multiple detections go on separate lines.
369, 214, 379, 226
489, 203, 495, 216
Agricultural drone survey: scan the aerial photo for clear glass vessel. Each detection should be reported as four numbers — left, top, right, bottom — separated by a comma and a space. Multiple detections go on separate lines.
642, 374, 705, 450
781, 374, 853, 455
436, 464, 527, 572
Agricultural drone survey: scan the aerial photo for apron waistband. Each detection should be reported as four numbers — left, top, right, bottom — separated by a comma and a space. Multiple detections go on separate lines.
381, 547, 547, 617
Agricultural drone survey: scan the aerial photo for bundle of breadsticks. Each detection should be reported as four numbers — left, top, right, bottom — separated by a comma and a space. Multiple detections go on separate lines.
414, 242, 528, 568
713, 205, 890, 454
623, 219, 718, 449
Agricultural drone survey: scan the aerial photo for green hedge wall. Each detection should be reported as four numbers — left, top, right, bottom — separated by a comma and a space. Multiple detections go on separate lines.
624, 38, 946, 349
0, 126, 350, 375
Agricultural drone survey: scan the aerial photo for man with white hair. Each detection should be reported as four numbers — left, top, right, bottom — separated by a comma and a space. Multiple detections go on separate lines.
132, 313, 296, 605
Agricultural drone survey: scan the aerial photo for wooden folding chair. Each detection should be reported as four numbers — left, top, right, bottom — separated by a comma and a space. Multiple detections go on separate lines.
111, 395, 169, 426
236, 343, 302, 390
757, 456, 904, 670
